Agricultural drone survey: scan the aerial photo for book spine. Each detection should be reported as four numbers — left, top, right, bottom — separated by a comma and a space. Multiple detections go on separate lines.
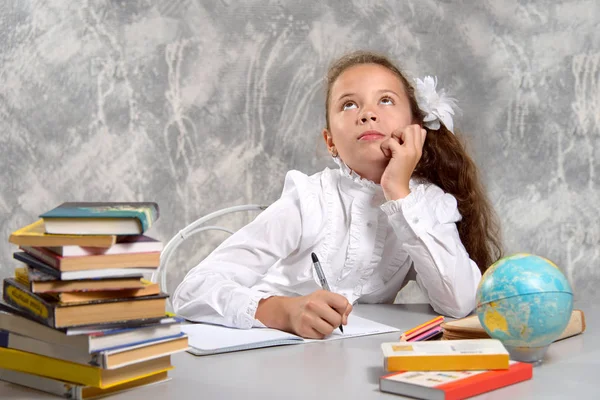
385, 354, 510, 372
0, 368, 80, 399
0, 330, 97, 367
20, 247, 61, 269
2, 279, 57, 328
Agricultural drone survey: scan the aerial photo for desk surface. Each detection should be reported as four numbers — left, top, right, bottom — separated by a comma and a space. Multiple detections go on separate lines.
1, 303, 598, 399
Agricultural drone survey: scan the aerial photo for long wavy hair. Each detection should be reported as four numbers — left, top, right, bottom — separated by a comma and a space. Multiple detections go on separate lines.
324, 51, 503, 272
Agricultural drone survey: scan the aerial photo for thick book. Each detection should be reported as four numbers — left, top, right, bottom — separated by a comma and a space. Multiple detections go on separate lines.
14, 251, 153, 280
2, 278, 168, 328
48, 280, 160, 304
9, 220, 116, 248
0, 330, 189, 369
40, 202, 159, 235
14, 266, 147, 293
47, 235, 163, 257
0, 347, 172, 388
381, 339, 510, 372
0, 309, 183, 353
184, 314, 401, 355
0, 369, 170, 400
20, 246, 160, 271
379, 361, 533, 399
441, 310, 586, 341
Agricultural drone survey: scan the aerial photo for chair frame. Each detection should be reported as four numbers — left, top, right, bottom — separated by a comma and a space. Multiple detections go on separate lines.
151, 204, 268, 303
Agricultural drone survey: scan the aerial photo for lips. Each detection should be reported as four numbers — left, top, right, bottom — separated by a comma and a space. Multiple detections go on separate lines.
358, 130, 386, 141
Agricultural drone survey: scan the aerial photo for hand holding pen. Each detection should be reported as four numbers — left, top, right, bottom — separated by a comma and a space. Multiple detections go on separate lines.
311, 252, 349, 334
255, 254, 352, 339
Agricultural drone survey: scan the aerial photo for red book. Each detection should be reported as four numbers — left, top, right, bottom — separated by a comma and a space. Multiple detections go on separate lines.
379, 361, 532, 400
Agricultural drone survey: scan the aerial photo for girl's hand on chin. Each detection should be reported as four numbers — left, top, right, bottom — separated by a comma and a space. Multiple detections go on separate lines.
380, 124, 427, 201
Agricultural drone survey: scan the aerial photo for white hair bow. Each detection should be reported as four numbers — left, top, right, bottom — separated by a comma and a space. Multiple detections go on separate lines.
414, 76, 458, 133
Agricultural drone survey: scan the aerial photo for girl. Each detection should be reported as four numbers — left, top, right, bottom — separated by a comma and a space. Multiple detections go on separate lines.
173, 51, 502, 339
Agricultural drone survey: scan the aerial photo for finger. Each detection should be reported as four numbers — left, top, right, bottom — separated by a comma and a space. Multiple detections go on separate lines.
307, 299, 343, 329
322, 292, 351, 315
342, 303, 353, 325
309, 313, 336, 337
381, 137, 402, 158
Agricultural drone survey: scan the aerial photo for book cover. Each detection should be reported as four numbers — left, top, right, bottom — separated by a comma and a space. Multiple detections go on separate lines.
0, 330, 188, 369
47, 235, 163, 257
379, 361, 533, 400
8, 220, 116, 248
40, 202, 159, 235
0, 307, 183, 353
19, 246, 160, 272
14, 266, 146, 294
50, 280, 160, 304
0, 347, 172, 388
2, 279, 168, 328
381, 339, 510, 372
13, 251, 149, 281
441, 311, 586, 342
0, 369, 170, 400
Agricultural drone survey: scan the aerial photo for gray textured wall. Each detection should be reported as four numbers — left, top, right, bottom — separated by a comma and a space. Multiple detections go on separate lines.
1, 1, 599, 301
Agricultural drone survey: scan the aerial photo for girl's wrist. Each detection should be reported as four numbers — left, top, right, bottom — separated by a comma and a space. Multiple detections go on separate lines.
256, 296, 290, 331
383, 185, 411, 201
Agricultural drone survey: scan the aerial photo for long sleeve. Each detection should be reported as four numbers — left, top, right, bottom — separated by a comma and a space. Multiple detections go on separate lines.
172, 184, 305, 329
381, 183, 481, 318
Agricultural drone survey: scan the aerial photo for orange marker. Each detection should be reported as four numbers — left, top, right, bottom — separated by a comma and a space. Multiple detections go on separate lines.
400, 315, 444, 341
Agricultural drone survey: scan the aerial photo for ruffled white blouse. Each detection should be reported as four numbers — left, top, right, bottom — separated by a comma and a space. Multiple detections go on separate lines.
172, 161, 481, 329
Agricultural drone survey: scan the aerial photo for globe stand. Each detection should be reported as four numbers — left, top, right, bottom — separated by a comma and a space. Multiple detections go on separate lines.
504, 344, 550, 365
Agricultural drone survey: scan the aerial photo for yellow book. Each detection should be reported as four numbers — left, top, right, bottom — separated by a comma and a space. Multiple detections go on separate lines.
0, 347, 173, 388
9, 220, 116, 248
381, 339, 509, 372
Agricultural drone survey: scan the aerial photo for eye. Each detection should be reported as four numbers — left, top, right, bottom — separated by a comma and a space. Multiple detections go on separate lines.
380, 96, 394, 105
342, 101, 357, 111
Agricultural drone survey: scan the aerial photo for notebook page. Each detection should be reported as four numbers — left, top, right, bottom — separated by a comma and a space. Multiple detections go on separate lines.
183, 314, 400, 355
306, 314, 400, 342
183, 323, 304, 355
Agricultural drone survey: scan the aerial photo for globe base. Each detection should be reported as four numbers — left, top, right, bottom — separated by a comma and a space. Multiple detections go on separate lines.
504, 344, 550, 365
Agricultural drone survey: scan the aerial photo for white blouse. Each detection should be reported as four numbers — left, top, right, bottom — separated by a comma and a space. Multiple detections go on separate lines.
172, 162, 482, 329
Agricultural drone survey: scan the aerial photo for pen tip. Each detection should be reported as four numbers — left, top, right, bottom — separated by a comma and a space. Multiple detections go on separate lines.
311, 252, 318, 263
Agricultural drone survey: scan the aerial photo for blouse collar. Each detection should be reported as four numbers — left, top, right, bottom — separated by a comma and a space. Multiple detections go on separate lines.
333, 157, 383, 194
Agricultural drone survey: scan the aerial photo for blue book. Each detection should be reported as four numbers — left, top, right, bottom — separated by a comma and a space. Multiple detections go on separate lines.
40, 202, 159, 235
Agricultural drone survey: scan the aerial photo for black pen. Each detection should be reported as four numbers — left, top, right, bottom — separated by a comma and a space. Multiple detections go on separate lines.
311, 252, 344, 333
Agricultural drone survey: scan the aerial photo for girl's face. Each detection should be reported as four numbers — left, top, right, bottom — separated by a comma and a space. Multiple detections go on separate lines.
323, 63, 413, 183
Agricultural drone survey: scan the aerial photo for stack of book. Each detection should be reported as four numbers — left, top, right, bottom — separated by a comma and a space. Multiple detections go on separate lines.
440, 310, 586, 341
379, 339, 533, 399
0, 202, 188, 399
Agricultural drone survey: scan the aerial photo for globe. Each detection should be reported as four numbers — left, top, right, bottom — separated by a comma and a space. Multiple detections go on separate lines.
476, 253, 573, 363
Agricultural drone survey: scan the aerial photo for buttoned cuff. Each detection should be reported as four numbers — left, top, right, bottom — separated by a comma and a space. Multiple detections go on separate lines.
233, 288, 272, 329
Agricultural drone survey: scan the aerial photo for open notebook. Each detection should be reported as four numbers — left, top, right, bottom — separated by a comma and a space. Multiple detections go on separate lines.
183, 314, 401, 356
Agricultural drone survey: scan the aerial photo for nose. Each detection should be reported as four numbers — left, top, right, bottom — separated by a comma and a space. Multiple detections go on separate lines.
359, 109, 378, 124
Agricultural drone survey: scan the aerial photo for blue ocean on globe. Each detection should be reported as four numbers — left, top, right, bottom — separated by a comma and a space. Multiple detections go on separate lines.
476, 253, 573, 362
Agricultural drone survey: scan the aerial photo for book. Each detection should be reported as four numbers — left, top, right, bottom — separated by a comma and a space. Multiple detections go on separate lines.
20, 246, 160, 271
0, 330, 189, 369
0, 309, 183, 353
401, 316, 445, 341
0, 347, 172, 388
379, 361, 533, 399
381, 339, 510, 372
47, 235, 163, 257
14, 251, 153, 280
440, 310, 586, 342
40, 202, 159, 235
9, 220, 116, 248
0, 369, 170, 400
14, 266, 147, 293
2, 278, 168, 328
47, 280, 160, 304
183, 314, 401, 356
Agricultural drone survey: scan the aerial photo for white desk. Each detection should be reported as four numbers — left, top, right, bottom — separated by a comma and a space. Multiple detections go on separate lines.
1, 303, 598, 399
